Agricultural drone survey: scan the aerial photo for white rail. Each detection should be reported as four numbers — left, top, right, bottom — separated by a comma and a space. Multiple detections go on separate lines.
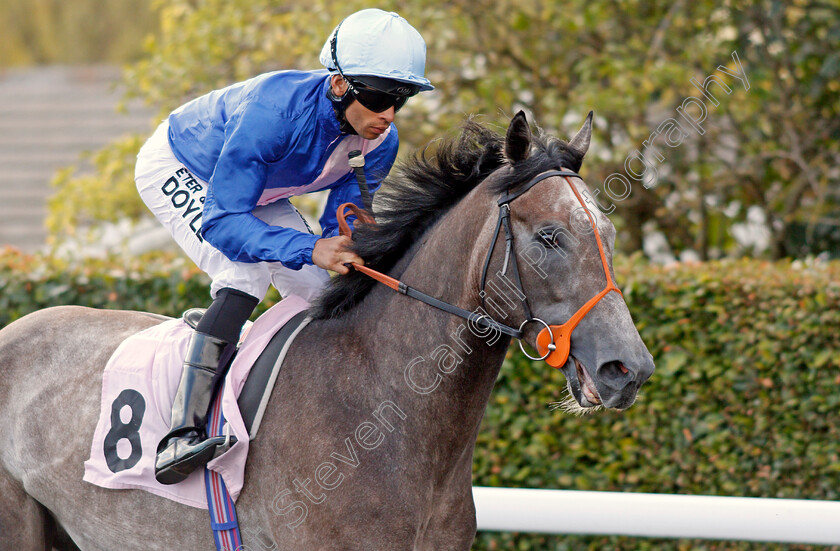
473, 487, 840, 545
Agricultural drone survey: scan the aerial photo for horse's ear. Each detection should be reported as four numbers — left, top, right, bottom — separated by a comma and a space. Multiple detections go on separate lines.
568, 111, 593, 157
505, 110, 531, 164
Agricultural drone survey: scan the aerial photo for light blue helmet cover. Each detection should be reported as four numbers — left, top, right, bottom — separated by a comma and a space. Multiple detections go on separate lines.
320, 9, 434, 92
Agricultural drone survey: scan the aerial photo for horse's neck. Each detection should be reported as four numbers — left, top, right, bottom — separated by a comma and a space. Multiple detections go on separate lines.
311, 189, 508, 473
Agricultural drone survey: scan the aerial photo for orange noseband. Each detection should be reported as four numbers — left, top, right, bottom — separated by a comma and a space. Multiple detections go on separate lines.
532, 174, 622, 367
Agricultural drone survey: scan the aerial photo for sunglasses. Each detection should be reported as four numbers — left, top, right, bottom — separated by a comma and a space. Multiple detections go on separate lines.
345, 79, 410, 113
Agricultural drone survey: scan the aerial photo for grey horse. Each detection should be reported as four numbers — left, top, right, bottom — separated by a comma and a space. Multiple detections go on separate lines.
0, 112, 654, 550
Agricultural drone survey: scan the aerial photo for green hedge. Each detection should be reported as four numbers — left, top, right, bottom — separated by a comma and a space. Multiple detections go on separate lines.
473, 256, 840, 551
0, 247, 281, 325
2, 249, 838, 550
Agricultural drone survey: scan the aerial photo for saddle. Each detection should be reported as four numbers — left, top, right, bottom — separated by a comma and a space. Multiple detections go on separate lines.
84, 295, 311, 508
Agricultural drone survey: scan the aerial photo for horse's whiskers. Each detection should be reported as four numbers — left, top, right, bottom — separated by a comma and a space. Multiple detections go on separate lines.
547, 388, 596, 416
548, 396, 585, 415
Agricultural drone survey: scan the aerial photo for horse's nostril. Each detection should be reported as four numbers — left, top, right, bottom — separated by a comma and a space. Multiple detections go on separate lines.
597, 360, 634, 390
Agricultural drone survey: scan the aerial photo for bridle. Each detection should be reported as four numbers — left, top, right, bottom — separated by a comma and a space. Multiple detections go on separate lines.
337, 169, 622, 369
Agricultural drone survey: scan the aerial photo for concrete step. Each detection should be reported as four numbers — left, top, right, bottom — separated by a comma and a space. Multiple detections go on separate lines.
0, 150, 92, 167
0, 175, 60, 189
0, 204, 48, 217
0, 117, 152, 133
0, 169, 51, 182
0, 232, 46, 250
0, 136, 134, 154
0, 65, 122, 87
0, 231, 47, 245
0, 66, 153, 253
0, 109, 149, 127
0, 210, 48, 247
0, 187, 53, 203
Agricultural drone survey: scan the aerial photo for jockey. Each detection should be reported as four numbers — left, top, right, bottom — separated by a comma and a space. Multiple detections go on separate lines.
134, 8, 433, 485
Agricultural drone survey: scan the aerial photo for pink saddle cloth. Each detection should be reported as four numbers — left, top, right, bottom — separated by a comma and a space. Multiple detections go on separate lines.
83, 295, 308, 509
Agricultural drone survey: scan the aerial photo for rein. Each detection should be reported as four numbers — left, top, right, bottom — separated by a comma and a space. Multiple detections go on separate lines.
337, 203, 524, 339
336, 169, 622, 368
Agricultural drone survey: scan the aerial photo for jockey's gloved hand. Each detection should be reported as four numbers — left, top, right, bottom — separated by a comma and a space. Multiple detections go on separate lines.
313, 235, 364, 274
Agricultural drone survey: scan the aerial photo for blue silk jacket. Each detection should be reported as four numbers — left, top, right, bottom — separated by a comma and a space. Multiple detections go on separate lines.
167, 70, 398, 269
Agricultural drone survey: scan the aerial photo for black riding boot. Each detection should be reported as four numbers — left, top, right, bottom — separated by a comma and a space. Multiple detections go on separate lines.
154, 331, 237, 485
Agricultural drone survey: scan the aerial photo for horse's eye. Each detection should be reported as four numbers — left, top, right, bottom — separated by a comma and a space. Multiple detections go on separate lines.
536, 228, 560, 249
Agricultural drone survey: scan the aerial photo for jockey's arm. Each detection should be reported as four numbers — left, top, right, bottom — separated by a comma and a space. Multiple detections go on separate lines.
312, 174, 376, 273
314, 136, 397, 273
201, 102, 323, 270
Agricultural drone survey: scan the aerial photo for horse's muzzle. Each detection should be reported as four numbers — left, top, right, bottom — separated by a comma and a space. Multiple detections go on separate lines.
564, 354, 654, 410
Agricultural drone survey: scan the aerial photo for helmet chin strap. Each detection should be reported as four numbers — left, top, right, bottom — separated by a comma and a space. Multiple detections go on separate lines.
326, 85, 358, 135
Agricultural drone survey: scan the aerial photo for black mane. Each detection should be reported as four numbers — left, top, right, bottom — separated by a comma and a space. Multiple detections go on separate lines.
310, 118, 584, 319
